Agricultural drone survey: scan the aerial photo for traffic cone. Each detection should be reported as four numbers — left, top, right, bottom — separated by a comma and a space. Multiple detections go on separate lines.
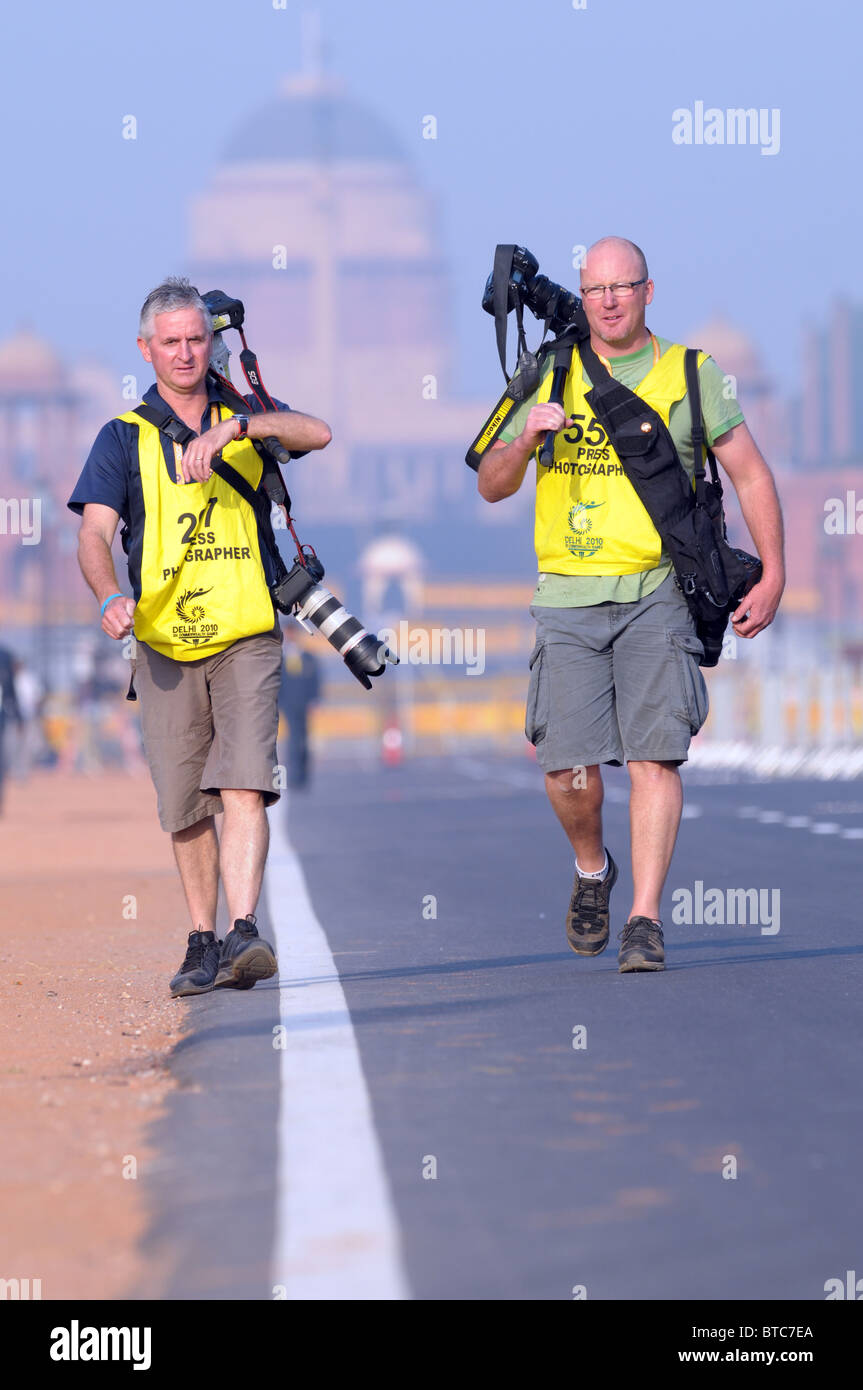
381, 716, 404, 766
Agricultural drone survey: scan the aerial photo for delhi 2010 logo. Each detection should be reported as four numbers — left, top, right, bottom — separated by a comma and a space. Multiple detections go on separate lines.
174, 586, 219, 646
565, 500, 605, 558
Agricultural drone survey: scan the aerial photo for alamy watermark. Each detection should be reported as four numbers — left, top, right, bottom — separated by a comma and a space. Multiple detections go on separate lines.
824, 492, 863, 535
0, 1277, 42, 1300
671, 881, 780, 935
824, 1269, 863, 1299
50, 1322, 151, 1369
376, 622, 486, 676
672, 102, 780, 156
0, 497, 41, 545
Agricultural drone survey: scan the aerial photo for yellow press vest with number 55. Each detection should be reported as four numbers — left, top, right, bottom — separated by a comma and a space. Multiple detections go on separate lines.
533, 341, 706, 575
119, 403, 276, 660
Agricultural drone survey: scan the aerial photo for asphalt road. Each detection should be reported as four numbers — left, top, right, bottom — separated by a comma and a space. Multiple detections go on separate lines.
138, 754, 863, 1301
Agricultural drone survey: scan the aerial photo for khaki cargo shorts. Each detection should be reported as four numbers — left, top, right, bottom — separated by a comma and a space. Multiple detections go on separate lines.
133, 623, 284, 832
525, 572, 709, 771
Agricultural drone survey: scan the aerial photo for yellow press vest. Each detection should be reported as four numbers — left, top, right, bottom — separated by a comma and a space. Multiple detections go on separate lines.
533, 341, 705, 575
119, 403, 276, 660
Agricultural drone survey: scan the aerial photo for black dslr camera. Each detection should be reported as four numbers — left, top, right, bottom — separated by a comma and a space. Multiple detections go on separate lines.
481, 244, 587, 342
465, 245, 589, 470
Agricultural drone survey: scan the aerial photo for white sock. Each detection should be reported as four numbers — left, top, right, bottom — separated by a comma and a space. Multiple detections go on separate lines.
576, 853, 608, 882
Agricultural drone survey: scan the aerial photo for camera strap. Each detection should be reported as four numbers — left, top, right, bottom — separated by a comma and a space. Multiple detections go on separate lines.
492, 244, 517, 382
131, 399, 295, 584
577, 337, 719, 514
574, 337, 761, 663
205, 368, 291, 510
683, 347, 721, 500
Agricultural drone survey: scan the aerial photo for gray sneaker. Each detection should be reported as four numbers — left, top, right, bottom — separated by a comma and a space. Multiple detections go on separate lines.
565, 849, 619, 956
170, 930, 221, 997
618, 916, 665, 973
214, 913, 278, 990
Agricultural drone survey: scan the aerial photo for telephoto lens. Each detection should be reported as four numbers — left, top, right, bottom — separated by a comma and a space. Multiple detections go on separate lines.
294, 584, 398, 689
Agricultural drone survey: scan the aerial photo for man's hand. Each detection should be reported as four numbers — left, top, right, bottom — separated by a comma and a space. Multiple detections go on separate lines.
178, 419, 238, 485
519, 403, 574, 452
478, 404, 574, 502
711, 422, 785, 640
730, 574, 784, 639
102, 596, 136, 640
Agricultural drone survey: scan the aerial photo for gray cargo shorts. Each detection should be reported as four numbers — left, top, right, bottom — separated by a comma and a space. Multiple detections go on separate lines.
133, 623, 284, 832
525, 572, 709, 771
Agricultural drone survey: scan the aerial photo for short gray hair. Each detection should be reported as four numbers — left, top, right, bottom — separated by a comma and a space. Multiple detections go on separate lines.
139, 277, 213, 341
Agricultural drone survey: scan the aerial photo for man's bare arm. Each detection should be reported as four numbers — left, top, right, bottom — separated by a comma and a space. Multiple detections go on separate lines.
710, 421, 785, 639
77, 503, 135, 639
477, 403, 571, 502
246, 409, 332, 453
178, 410, 333, 483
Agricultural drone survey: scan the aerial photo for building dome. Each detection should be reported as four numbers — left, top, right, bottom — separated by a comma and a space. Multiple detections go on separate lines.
222, 75, 408, 166
686, 316, 763, 376
0, 326, 66, 391
686, 315, 772, 398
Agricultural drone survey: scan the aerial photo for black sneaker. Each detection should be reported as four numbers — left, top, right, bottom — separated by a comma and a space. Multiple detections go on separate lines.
618, 916, 665, 973
214, 914, 278, 990
170, 930, 221, 997
565, 849, 619, 955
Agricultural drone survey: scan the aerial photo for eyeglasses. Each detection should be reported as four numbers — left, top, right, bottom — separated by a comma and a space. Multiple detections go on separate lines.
580, 278, 648, 301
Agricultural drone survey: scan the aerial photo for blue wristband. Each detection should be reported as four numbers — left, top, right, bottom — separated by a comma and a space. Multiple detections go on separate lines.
100, 592, 124, 616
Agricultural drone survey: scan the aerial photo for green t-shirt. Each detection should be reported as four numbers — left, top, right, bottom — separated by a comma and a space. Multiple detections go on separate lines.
498, 335, 745, 606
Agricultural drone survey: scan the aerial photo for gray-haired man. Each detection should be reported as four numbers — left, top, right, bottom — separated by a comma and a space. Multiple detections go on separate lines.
68, 278, 332, 996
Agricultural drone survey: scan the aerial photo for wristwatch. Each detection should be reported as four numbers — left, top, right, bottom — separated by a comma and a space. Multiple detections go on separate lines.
233, 415, 250, 440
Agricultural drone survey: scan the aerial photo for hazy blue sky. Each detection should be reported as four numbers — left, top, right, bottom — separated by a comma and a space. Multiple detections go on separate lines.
3, 0, 859, 409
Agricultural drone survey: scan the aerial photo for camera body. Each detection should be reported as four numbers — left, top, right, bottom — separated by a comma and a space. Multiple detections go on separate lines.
481, 245, 588, 339
272, 553, 394, 692
270, 551, 326, 614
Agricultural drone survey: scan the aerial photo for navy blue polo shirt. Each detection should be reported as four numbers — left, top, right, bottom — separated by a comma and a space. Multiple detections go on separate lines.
68, 379, 301, 600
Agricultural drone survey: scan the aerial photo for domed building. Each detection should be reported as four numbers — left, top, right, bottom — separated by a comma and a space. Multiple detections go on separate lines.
0, 327, 68, 397
188, 70, 485, 532
0, 327, 84, 627
685, 315, 788, 468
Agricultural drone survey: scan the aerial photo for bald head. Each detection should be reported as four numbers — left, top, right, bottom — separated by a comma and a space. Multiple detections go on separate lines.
578, 237, 653, 354
581, 237, 648, 285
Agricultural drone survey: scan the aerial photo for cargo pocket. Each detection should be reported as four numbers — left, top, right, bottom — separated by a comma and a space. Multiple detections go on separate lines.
525, 640, 549, 746
668, 630, 709, 734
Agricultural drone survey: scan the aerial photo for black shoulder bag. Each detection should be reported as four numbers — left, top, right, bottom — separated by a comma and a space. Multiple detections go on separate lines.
574, 338, 762, 667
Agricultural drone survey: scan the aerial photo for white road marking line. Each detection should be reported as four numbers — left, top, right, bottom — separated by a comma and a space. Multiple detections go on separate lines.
735, 808, 860, 839
266, 805, 410, 1301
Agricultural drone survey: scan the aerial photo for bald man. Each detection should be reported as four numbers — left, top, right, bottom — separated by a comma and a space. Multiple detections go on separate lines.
478, 238, 784, 972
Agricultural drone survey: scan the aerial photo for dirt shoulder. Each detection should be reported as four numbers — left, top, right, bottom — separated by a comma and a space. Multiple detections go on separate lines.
0, 769, 189, 1300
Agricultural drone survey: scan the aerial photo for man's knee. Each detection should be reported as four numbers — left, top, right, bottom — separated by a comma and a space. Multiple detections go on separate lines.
171, 814, 215, 843
220, 788, 266, 811
627, 759, 680, 783
546, 764, 602, 795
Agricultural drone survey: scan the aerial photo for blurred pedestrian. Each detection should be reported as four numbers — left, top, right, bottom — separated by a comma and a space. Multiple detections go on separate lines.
11, 658, 44, 778
0, 644, 22, 814
278, 623, 321, 790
